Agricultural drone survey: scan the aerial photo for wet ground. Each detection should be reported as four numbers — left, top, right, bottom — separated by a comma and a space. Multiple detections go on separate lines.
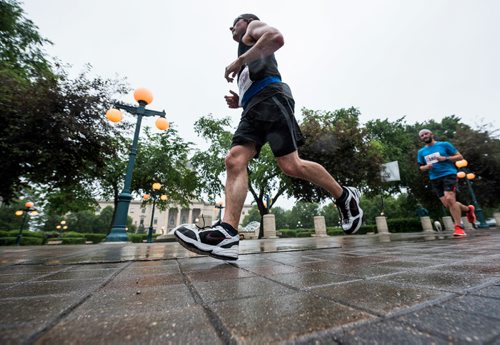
1, 228, 500, 344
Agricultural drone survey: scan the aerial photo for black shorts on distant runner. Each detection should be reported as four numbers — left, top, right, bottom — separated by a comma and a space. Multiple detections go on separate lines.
431, 174, 457, 198
231, 93, 305, 158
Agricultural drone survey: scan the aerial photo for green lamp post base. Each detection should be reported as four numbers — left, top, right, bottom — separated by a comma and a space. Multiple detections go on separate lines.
106, 192, 132, 242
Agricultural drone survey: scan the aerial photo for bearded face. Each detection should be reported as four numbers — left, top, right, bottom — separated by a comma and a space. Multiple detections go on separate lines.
420, 132, 433, 144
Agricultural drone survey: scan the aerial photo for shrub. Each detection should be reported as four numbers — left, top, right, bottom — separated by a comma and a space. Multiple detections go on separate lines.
357, 225, 377, 234
84, 233, 106, 244
61, 237, 86, 245
279, 229, 296, 238
1, 231, 47, 244
386, 218, 422, 232
0, 237, 17, 245
326, 227, 344, 236
128, 234, 143, 243
19, 237, 44, 245
44, 231, 61, 239
296, 230, 313, 237
62, 231, 85, 238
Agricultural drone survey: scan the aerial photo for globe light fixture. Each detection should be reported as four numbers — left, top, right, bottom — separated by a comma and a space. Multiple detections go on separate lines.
155, 117, 169, 131
105, 108, 123, 123
457, 171, 466, 179
134, 87, 154, 105
455, 159, 468, 168
15, 201, 37, 245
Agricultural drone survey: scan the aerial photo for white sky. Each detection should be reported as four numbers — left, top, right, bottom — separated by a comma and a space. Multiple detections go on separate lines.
22, 0, 500, 209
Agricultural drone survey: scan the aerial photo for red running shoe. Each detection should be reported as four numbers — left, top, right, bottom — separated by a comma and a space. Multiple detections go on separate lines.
466, 205, 477, 227
453, 225, 467, 237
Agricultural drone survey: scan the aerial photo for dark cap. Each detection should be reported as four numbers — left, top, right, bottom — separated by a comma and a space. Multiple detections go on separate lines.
233, 14, 260, 26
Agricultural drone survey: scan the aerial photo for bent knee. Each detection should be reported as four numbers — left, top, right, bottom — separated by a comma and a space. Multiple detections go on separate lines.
278, 160, 302, 177
225, 146, 254, 171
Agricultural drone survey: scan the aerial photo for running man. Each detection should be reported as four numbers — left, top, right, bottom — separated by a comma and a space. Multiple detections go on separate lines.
175, 14, 363, 260
417, 129, 476, 236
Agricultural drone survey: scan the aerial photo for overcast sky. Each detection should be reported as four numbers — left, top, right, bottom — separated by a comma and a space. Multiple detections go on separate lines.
22, 0, 500, 208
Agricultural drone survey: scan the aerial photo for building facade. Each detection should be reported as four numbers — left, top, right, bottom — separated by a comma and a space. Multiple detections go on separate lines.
97, 200, 252, 235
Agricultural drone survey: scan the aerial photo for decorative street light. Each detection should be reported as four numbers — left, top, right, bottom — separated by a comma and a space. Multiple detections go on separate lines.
215, 200, 225, 221
15, 201, 38, 245
455, 159, 488, 228
56, 220, 68, 237
143, 182, 168, 243
105, 88, 169, 242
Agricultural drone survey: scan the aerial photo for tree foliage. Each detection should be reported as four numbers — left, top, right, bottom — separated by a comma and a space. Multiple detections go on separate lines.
132, 126, 199, 209
0, 0, 129, 203
292, 107, 384, 201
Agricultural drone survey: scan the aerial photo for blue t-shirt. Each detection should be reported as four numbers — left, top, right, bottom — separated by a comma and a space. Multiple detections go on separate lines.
417, 141, 458, 180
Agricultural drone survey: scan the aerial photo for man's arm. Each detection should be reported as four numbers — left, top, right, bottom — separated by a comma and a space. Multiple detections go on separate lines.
225, 21, 284, 82
239, 21, 284, 63
436, 151, 463, 162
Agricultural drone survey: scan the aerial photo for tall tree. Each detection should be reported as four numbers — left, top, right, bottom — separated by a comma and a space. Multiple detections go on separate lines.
0, 0, 129, 203
0, 0, 52, 79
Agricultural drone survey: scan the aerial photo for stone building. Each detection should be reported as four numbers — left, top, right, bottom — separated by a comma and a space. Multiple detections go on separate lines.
97, 200, 252, 235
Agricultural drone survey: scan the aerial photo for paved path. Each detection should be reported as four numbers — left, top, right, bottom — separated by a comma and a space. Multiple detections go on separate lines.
1, 229, 500, 344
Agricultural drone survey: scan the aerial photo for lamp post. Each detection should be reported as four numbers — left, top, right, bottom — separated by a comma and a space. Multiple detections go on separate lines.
56, 220, 68, 237
264, 194, 272, 213
105, 88, 169, 242
143, 182, 168, 243
215, 201, 225, 221
455, 159, 488, 228
15, 201, 37, 245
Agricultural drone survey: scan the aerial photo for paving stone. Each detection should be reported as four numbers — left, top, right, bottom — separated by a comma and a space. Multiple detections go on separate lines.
269, 271, 357, 289
106, 272, 185, 289
210, 292, 375, 344
192, 276, 296, 304
440, 294, 500, 319
307, 320, 449, 345
376, 270, 491, 293
72, 284, 195, 317
185, 265, 256, 282
33, 268, 117, 281
0, 295, 82, 324
35, 306, 223, 345
0, 279, 103, 299
395, 304, 500, 343
470, 284, 500, 298
311, 280, 445, 315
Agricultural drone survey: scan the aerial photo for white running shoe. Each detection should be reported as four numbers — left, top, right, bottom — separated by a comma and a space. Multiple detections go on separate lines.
174, 223, 239, 260
336, 186, 363, 234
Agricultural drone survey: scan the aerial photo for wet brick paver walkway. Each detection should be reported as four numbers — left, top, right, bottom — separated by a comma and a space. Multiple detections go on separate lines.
1, 229, 500, 344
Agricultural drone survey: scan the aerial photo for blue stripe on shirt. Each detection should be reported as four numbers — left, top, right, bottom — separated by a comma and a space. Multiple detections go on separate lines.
241, 76, 282, 108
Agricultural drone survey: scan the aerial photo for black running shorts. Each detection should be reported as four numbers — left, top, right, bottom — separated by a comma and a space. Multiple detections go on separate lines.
231, 94, 305, 158
430, 174, 458, 198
